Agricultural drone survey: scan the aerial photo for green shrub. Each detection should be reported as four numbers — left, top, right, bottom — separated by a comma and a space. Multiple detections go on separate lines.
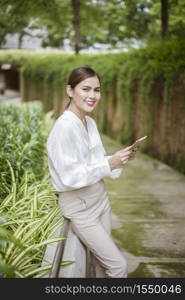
0, 101, 46, 200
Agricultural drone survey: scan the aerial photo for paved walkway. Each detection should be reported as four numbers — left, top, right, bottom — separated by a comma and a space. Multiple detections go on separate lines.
102, 134, 185, 278
0, 89, 21, 104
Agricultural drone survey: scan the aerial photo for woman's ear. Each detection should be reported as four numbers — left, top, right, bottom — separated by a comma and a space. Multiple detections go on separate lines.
66, 85, 73, 99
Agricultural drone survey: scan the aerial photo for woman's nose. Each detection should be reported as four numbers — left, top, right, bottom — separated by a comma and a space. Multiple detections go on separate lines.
88, 90, 95, 98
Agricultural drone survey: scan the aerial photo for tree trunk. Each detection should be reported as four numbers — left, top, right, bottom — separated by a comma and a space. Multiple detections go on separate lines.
18, 33, 24, 49
161, 0, 169, 37
71, 0, 81, 54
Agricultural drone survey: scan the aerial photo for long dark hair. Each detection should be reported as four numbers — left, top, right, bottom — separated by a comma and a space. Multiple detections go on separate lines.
65, 66, 101, 110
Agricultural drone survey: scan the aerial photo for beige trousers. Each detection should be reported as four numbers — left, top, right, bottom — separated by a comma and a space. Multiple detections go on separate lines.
58, 179, 127, 278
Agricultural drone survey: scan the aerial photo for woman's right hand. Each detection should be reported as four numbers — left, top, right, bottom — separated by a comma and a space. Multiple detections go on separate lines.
108, 146, 138, 170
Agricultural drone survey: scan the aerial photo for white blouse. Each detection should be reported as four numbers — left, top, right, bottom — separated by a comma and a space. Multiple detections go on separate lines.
46, 110, 122, 192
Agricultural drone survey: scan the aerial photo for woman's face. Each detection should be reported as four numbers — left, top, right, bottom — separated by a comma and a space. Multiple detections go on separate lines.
67, 76, 101, 113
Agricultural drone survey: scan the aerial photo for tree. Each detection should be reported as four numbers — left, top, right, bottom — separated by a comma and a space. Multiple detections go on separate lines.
0, 6, 13, 47
0, 0, 41, 48
71, 0, 81, 54
161, 0, 169, 37
0, 0, 185, 52
34, 0, 72, 49
0, 0, 71, 49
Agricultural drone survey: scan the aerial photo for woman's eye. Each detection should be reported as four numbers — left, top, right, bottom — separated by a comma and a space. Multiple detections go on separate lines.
82, 88, 100, 92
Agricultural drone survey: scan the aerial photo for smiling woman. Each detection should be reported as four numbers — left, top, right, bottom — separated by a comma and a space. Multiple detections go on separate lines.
46, 66, 138, 278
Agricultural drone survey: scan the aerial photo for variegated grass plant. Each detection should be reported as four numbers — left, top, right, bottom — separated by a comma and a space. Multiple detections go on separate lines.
0, 102, 70, 277
0, 168, 66, 278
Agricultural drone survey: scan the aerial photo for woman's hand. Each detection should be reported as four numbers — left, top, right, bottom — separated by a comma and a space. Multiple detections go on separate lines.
108, 146, 138, 171
125, 145, 138, 161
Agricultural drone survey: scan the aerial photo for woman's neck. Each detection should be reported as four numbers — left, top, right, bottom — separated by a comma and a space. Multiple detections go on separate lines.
67, 103, 86, 122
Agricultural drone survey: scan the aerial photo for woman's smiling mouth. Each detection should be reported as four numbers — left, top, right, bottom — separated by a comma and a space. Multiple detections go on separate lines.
85, 100, 96, 107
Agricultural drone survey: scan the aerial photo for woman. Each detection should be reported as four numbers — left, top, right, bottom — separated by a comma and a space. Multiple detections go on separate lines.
47, 66, 138, 278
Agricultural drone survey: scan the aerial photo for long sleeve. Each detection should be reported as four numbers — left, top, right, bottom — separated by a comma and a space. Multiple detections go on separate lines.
47, 121, 113, 190
106, 155, 123, 179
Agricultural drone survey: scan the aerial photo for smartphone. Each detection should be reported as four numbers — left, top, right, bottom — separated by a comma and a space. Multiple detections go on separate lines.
130, 135, 148, 147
